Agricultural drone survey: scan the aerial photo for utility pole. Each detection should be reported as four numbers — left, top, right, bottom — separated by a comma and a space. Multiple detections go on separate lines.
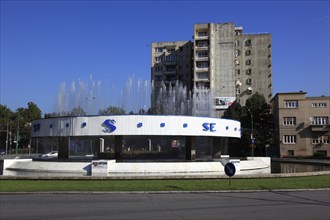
247, 108, 255, 157
16, 113, 19, 155
5, 123, 9, 155
250, 112, 254, 157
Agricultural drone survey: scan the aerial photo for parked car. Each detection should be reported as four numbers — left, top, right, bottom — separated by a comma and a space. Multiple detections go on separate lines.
41, 151, 58, 158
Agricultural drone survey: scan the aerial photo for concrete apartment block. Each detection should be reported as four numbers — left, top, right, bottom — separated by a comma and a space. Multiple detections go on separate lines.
151, 41, 193, 105
272, 92, 330, 158
151, 22, 272, 115
235, 31, 272, 105
194, 23, 236, 98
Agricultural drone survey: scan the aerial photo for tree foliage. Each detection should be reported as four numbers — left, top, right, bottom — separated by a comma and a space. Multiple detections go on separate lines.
70, 106, 86, 116
223, 93, 274, 156
0, 102, 42, 152
98, 106, 126, 115
0, 105, 15, 129
222, 101, 242, 121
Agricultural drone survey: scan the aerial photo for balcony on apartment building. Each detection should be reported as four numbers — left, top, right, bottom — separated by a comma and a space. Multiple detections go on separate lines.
195, 61, 209, 72
194, 31, 209, 40
195, 51, 209, 62
164, 54, 177, 65
195, 72, 210, 82
195, 40, 209, 50
164, 65, 177, 75
162, 75, 178, 86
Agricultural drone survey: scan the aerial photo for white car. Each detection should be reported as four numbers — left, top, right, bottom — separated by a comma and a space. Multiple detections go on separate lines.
41, 151, 58, 158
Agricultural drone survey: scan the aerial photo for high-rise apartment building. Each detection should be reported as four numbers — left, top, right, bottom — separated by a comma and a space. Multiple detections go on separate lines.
151, 41, 193, 107
234, 27, 272, 105
271, 92, 330, 158
151, 22, 272, 115
193, 23, 236, 101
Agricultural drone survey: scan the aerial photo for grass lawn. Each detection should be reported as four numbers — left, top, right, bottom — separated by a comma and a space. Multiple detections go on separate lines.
0, 175, 329, 192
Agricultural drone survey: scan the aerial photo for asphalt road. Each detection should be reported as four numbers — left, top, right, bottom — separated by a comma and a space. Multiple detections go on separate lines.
1, 190, 329, 220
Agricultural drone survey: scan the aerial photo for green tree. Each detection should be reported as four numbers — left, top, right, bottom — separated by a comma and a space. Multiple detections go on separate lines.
222, 101, 247, 156
0, 105, 15, 128
244, 93, 274, 156
0, 105, 15, 152
222, 101, 242, 121
14, 102, 42, 152
222, 93, 274, 157
70, 106, 86, 116
99, 106, 126, 115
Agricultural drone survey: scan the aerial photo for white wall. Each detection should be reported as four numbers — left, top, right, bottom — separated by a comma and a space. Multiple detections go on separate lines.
32, 115, 241, 138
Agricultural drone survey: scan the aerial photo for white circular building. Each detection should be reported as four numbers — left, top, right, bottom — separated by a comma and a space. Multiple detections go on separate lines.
31, 115, 241, 161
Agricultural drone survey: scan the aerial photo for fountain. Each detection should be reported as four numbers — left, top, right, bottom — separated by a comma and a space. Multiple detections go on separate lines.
55, 75, 214, 117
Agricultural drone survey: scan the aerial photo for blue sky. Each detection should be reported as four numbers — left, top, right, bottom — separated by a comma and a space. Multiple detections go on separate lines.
1, 0, 329, 115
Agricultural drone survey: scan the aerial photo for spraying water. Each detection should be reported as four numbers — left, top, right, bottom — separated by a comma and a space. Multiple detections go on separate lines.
55, 75, 214, 116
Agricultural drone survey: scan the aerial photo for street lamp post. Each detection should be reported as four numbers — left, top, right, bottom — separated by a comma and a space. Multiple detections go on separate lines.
250, 112, 254, 157
16, 115, 19, 155
5, 123, 9, 155
247, 108, 254, 157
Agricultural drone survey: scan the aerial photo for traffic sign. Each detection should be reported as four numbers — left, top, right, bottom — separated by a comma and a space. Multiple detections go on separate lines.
224, 162, 236, 177
224, 162, 236, 187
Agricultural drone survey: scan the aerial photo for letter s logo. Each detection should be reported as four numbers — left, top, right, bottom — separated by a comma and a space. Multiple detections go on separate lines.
102, 119, 117, 133
202, 123, 209, 131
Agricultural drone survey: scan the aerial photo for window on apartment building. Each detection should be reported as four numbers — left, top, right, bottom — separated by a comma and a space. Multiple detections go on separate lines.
245, 50, 251, 56
197, 41, 208, 47
246, 69, 252, 75
166, 48, 175, 53
283, 135, 296, 144
197, 51, 208, 58
246, 78, 252, 85
235, 40, 240, 47
165, 54, 176, 62
319, 103, 327, 107
198, 31, 208, 37
311, 116, 329, 125
246, 59, 251, 65
197, 61, 209, 68
283, 117, 296, 126
154, 47, 163, 53
285, 100, 298, 108
312, 135, 329, 144
198, 72, 209, 80
323, 136, 329, 144
312, 103, 317, 107
155, 66, 162, 72
165, 65, 176, 72
154, 75, 163, 81
245, 39, 251, 46
235, 50, 240, 57
236, 69, 240, 75
155, 56, 162, 63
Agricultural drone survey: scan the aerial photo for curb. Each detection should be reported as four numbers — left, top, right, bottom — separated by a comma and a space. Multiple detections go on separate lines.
1, 188, 330, 195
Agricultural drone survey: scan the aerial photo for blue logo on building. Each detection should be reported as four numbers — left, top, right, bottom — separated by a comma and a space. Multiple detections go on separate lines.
102, 119, 117, 133
202, 123, 216, 132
